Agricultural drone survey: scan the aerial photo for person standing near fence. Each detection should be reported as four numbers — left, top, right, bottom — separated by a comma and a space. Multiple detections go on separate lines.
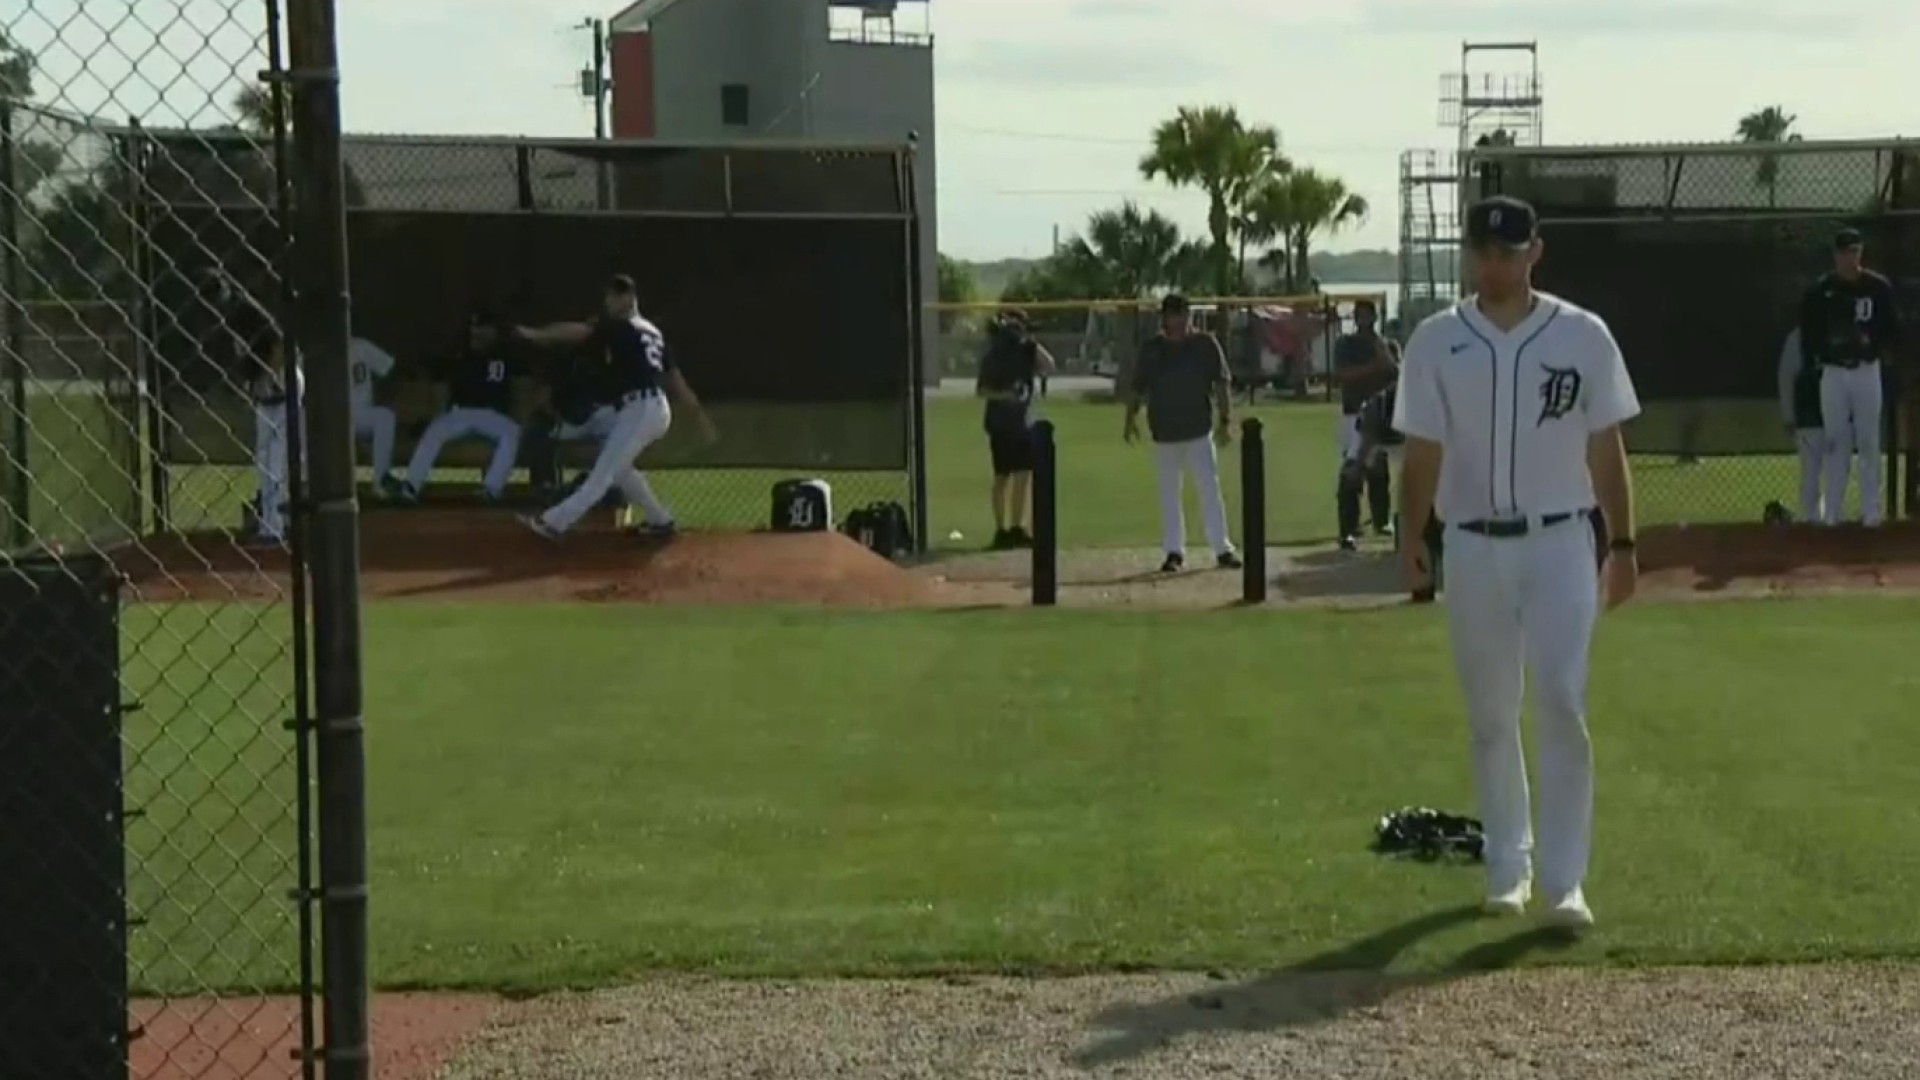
1126, 294, 1242, 573
1394, 195, 1642, 930
1776, 325, 1826, 522
1800, 227, 1900, 527
1331, 300, 1399, 550
209, 271, 298, 548
976, 310, 1055, 550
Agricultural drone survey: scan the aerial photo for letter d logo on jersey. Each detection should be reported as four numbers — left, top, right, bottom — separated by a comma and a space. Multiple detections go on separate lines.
1537, 366, 1582, 426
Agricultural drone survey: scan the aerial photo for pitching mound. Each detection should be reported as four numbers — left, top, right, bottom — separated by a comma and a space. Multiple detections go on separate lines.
1639, 521, 1920, 597
118, 510, 947, 607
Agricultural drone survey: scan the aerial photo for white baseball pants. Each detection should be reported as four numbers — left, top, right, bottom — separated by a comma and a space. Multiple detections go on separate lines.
406, 406, 521, 497
354, 403, 397, 477
1794, 427, 1827, 524
1153, 436, 1235, 558
540, 392, 673, 534
554, 403, 675, 528
1441, 514, 1599, 902
1820, 361, 1883, 525
253, 401, 290, 539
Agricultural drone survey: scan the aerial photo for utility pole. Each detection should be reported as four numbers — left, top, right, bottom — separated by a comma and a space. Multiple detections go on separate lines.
577, 17, 609, 138
577, 17, 610, 207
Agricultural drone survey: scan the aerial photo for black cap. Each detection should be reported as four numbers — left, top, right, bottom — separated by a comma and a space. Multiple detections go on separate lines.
1835, 227, 1864, 250
1160, 293, 1190, 315
607, 273, 637, 294
1465, 195, 1538, 250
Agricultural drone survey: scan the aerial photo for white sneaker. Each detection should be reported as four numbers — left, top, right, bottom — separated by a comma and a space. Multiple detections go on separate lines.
1483, 880, 1531, 917
1541, 889, 1594, 930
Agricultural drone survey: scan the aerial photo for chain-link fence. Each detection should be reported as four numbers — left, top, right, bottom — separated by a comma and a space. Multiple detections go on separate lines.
3, 2, 362, 1078
932, 293, 1390, 402
112, 132, 924, 537
1468, 139, 1917, 525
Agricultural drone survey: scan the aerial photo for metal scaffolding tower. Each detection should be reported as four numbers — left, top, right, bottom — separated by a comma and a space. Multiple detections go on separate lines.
1397, 42, 1544, 330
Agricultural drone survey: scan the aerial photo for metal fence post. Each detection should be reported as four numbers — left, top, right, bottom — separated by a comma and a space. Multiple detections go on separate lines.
0, 99, 29, 549
1031, 419, 1057, 606
1240, 417, 1266, 603
286, 1, 371, 1077
903, 141, 931, 553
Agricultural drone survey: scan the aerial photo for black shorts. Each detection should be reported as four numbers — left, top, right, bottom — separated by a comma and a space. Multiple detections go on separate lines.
986, 417, 1035, 476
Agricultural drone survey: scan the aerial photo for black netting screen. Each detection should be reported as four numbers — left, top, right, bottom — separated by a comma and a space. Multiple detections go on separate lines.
1473, 144, 1920, 455
128, 133, 916, 471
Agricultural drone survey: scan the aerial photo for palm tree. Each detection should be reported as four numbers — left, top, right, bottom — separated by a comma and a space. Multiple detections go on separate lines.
1062, 201, 1186, 299
1139, 105, 1285, 296
1736, 106, 1800, 208
1244, 169, 1369, 295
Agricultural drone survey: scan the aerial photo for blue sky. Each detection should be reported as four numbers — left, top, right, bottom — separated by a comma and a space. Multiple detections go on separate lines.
11, 0, 1920, 260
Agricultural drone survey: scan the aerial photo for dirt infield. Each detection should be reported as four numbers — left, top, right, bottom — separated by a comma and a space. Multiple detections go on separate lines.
111, 512, 1920, 609
116, 509, 950, 607
131, 994, 496, 1080
1638, 521, 1920, 596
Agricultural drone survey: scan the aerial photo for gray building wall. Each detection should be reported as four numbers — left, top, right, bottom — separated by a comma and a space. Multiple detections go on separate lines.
643, 0, 938, 379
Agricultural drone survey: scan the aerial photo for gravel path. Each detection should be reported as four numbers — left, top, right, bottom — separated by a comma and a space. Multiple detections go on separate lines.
916, 541, 1409, 610
440, 962, 1920, 1079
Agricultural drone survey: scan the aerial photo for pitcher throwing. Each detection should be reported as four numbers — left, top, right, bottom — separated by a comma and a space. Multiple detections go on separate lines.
1393, 196, 1642, 931
515, 275, 717, 540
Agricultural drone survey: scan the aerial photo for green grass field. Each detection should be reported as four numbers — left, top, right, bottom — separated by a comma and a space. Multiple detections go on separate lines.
9, 385, 1853, 554
14, 379, 1905, 999
121, 596, 1920, 996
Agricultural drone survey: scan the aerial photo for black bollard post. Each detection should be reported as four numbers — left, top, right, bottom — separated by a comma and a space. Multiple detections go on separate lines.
1240, 417, 1266, 603
1031, 420, 1057, 606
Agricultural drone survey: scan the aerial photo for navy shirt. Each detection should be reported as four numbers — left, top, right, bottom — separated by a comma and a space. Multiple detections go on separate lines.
977, 330, 1038, 431
1800, 270, 1900, 366
592, 313, 674, 398
1333, 331, 1395, 414
444, 346, 526, 413
223, 299, 285, 403
549, 352, 609, 425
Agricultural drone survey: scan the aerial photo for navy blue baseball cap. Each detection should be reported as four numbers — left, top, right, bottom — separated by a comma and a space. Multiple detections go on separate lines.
1835, 227, 1864, 250
1465, 195, 1539, 250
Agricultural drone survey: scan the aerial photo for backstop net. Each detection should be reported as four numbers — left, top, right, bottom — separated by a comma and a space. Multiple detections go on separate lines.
1466, 140, 1917, 524
130, 134, 923, 531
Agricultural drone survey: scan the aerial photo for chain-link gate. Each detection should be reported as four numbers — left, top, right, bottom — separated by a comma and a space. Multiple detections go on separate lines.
2, 2, 365, 1078
1467, 139, 1917, 525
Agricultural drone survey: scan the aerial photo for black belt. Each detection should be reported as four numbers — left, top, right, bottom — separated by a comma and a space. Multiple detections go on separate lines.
255, 395, 286, 407
1456, 510, 1586, 538
619, 388, 661, 404
1821, 357, 1871, 370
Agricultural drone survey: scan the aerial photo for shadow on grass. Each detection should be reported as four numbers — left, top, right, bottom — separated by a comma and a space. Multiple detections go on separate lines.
1074, 905, 1573, 1068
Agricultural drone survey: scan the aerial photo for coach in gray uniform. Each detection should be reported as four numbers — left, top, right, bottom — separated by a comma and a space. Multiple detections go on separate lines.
1126, 294, 1242, 574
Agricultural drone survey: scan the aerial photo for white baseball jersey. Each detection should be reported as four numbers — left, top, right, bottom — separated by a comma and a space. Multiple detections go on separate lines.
348, 337, 397, 413
1391, 293, 1640, 523
1776, 327, 1803, 427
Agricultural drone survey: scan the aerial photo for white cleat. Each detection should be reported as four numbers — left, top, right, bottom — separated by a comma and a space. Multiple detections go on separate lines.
1483, 880, 1531, 917
1541, 889, 1595, 930
517, 514, 562, 542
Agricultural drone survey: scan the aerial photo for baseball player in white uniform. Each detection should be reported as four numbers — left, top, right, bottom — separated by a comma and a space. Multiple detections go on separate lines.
1394, 195, 1642, 931
1777, 326, 1826, 522
348, 336, 400, 494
